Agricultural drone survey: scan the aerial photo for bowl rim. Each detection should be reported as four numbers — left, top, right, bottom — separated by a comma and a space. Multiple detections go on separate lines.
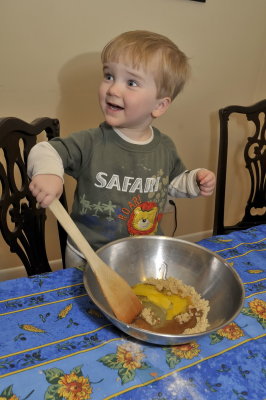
83, 235, 245, 340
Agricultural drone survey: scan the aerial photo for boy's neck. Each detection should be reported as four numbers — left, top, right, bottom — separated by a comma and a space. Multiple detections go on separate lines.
114, 126, 154, 144
114, 126, 153, 142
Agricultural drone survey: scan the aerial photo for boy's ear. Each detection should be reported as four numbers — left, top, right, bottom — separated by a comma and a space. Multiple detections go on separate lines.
152, 97, 172, 118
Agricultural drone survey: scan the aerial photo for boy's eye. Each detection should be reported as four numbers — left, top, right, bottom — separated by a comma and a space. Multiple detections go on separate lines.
128, 80, 138, 87
104, 73, 113, 81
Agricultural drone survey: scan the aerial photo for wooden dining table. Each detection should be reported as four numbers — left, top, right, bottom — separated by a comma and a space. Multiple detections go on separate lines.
0, 225, 265, 400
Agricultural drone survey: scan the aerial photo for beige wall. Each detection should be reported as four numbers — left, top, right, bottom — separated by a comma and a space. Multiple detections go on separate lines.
1, 0, 266, 269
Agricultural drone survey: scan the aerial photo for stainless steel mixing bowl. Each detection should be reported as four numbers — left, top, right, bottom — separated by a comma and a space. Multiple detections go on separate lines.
83, 236, 245, 345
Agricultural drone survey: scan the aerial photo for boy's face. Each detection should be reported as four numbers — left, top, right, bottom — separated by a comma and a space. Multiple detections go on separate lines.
99, 61, 170, 137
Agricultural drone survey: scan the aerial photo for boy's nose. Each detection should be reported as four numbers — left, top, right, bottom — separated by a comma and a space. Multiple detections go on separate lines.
107, 81, 121, 96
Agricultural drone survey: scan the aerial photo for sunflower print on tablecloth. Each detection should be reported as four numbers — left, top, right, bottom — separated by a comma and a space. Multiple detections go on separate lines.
209, 322, 244, 344
98, 342, 149, 384
242, 298, 266, 328
163, 342, 200, 368
43, 365, 92, 400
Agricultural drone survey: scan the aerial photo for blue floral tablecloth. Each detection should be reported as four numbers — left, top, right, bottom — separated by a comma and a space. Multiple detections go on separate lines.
0, 225, 265, 400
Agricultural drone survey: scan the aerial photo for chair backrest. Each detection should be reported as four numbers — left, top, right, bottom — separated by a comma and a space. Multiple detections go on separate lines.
0, 117, 68, 275
213, 99, 266, 235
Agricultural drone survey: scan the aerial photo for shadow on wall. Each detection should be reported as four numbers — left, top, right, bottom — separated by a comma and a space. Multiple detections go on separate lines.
55, 52, 104, 208
56, 52, 103, 136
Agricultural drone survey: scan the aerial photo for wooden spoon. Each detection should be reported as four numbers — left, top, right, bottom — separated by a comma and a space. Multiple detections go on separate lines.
49, 198, 142, 324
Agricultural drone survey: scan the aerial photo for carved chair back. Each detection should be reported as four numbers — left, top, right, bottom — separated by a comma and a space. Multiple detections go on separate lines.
213, 99, 266, 235
0, 117, 68, 275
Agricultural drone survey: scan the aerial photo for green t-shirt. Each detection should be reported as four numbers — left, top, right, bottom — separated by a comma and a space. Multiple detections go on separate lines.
50, 122, 186, 250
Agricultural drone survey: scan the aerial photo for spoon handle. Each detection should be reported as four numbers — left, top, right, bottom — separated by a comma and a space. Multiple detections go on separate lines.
49, 198, 99, 269
49, 198, 142, 324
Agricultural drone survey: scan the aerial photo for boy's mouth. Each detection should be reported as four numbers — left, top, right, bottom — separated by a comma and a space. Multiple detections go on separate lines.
107, 102, 124, 111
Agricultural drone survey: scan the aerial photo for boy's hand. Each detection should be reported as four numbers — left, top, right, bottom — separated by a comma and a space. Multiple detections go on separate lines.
196, 169, 216, 197
29, 174, 63, 208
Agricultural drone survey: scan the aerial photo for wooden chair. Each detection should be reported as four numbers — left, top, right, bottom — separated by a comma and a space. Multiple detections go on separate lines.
213, 99, 266, 235
0, 117, 68, 276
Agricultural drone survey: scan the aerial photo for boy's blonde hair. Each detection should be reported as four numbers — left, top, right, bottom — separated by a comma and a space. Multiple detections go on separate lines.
101, 30, 190, 100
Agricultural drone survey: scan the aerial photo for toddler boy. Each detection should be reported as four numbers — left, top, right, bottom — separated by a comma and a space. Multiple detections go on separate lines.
28, 30, 216, 267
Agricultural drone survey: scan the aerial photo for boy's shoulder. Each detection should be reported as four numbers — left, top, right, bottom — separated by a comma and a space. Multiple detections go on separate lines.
72, 123, 109, 136
152, 125, 176, 147
67, 122, 114, 143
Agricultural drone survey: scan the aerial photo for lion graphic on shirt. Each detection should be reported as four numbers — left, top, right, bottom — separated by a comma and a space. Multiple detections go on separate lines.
127, 201, 162, 235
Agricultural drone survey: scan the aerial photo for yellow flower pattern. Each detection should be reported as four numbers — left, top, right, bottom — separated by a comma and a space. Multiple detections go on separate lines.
0, 388, 20, 400
163, 341, 200, 368
0, 397, 19, 400
249, 298, 266, 319
242, 298, 266, 328
171, 342, 200, 359
41, 366, 93, 400
98, 343, 149, 384
58, 372, 92, 400
116, 343, 145, 370
217, 323, 244, 340
10, 397, 19, 400
210, 322, 245, 344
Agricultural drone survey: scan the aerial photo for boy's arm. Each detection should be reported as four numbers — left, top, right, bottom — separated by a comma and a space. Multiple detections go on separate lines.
196, 169, 216, 196
27, 142, 64, 207
168, 169, 201, 198
168, 169, 215, 198
27, 142, 64, 179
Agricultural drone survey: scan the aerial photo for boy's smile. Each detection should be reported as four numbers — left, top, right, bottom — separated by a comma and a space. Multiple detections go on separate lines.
99, 61, 170, 140
106, 100, 125, 113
